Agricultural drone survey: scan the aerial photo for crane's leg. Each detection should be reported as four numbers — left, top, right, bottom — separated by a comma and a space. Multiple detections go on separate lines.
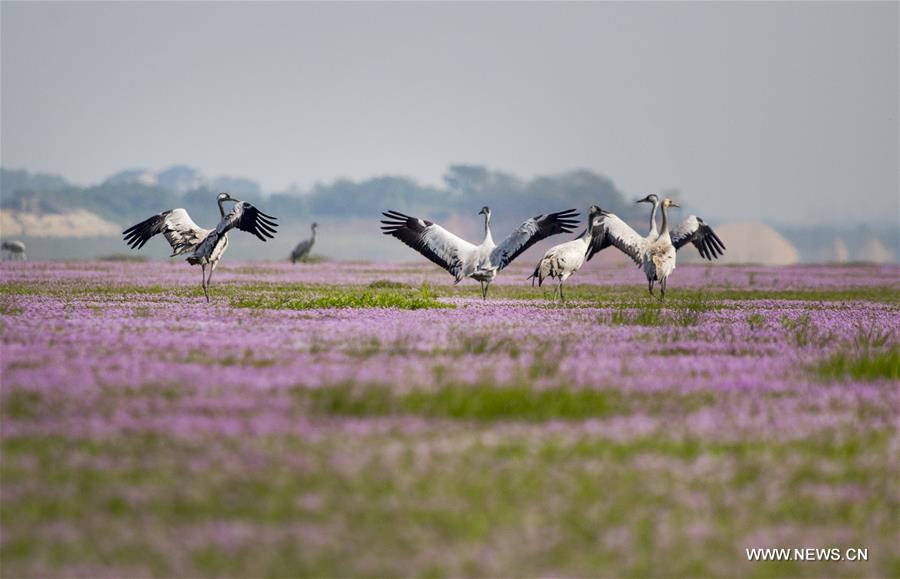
206, 261, 218, 300
483, 282, 491, 300
648, 279, 655, 297
200, 264, 209, 302
558, 280, 565, 302
660, 278, 666, 301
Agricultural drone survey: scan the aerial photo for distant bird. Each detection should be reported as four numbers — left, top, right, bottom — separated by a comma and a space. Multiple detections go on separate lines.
589, 199, 684, 299
381, 206, 579, 299
290, 222, 318, 263
528, 205, 604, 301
1, 240, 26, 261
123, 192, 277, 301
633, 193, 726, 260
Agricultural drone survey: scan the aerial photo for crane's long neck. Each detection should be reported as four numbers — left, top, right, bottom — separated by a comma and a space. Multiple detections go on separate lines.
311, 227, 317, 241
217, 200, 227, 218
659, 204, 671, 243
648, 200, 660, 238
483, 213, 494, 246
580, 214, 599, 244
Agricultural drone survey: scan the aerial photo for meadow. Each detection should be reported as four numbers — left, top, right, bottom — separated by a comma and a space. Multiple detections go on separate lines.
0, 260, 898, 577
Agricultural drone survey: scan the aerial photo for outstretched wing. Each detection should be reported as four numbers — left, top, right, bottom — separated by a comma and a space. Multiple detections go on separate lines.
123, 208, 210, 256
490, 209, 579, 271
586, 211, 646, 265
380, 210, 476, 281
670, 215, 726, 260
220, 202, 278, 242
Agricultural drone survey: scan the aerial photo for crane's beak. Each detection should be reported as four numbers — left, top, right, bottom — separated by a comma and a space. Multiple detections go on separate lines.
670, 202, 681, 208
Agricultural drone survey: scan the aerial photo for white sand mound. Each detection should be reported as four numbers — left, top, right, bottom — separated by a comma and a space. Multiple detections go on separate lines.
830, 238, 850, 263
700, 222, 799, 265
569, 221, 800, 266
856, 238, 895, 263
0, 209, 120, 238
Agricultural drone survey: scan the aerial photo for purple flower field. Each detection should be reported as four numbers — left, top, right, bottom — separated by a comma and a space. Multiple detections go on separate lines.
1, 260, 898, 577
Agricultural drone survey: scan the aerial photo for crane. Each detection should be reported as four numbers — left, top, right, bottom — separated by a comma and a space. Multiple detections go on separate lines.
381, 206, 578, 299
528, 205, 603, 301
589, 199, 685, 299
1, 241, 26, 261
123, 192, 277, 301
632, 193, 726, 260
290, 222, 318, 263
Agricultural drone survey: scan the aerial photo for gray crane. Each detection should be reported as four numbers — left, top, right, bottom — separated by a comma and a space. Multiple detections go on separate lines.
123, 192, 277, 301
588, 199, 684, 299
632, 193, 726, 260
1, 240, 26, 261
290, 222, 318, 263
528, 205, 603, 301
586, 194, 726, 299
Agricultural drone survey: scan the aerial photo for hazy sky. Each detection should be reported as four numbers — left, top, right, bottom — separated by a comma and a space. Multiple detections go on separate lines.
2, 1, 897, 226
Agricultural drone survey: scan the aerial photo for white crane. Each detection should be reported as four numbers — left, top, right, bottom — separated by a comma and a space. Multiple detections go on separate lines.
1, 240, 26, 261
123, 192, 278, 301
633, 193, 726, 260
586, 195, 726, 299
290, 222, 318, 263
381, 206, 579, 299
589, 199, 685, 299
528, 205, 603, 301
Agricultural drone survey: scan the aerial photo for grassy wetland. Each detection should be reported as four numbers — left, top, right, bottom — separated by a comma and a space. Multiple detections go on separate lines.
1, 260, 898, 577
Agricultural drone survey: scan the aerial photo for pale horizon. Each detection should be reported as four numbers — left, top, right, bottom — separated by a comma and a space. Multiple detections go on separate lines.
2, 1, 898, 228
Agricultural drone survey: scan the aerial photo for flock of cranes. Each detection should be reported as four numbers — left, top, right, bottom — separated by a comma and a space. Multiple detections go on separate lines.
119, 191, 725, 302
382, 196, 724, 301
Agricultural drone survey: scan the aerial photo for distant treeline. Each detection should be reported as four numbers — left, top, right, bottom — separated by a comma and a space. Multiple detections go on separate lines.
1, 165, 639, 229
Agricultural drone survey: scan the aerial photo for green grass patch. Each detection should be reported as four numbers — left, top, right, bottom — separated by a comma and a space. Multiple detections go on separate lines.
781, 314, 834, 348
3, 278, 897, 306
609, 293, 713, 327
815, 348, 900, 381
297, 383, 713, 421
231, 284, 450, 311
455, 334, 522, 357
233, 291, 449, 311
0, 299, 22, 316
746, 313, 765, 331
3, 390, 43, 420
367, 279, 410, 289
